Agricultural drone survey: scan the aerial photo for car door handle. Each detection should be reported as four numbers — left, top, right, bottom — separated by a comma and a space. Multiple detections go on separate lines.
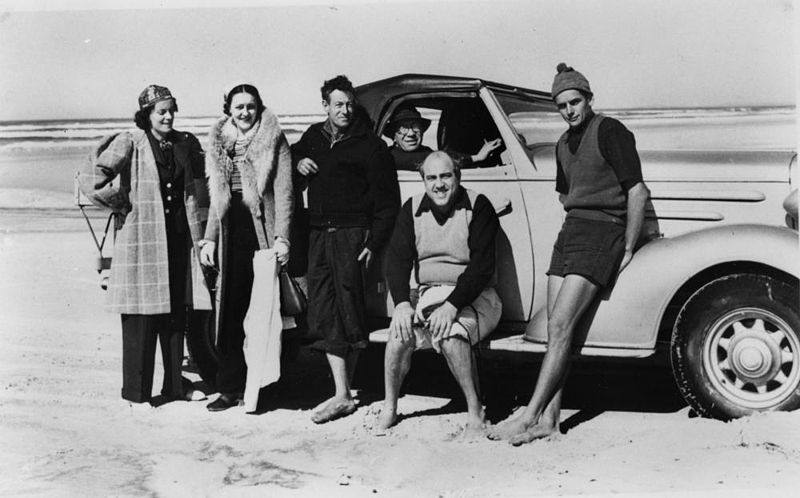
493, 198, 512, 217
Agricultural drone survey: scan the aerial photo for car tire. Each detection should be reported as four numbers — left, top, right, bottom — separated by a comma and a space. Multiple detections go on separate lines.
670, 273, 800, 420
186, 309, 219, 387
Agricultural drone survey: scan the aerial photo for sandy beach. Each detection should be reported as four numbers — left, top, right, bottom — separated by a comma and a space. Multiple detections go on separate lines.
1, 106, 798, 496
1, 207, 800, 497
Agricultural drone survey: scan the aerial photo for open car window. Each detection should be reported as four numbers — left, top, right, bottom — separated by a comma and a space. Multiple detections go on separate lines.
380, 95, 507, 171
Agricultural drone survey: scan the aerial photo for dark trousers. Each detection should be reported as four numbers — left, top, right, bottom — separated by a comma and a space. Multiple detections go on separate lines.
120, 311, 185, 402
307, 227, 369, 357
215, 194, 258, 394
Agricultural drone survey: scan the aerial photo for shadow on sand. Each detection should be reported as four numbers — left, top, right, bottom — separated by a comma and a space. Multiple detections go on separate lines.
221, 339, 687, 433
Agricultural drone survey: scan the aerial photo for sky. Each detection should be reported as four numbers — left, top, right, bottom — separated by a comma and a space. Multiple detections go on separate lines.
0, 0, 796, 120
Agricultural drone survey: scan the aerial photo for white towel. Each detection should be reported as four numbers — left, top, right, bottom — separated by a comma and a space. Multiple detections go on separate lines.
242, 248, 283, 412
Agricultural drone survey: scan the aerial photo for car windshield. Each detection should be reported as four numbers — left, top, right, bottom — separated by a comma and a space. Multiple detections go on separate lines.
493, 91, 563, 160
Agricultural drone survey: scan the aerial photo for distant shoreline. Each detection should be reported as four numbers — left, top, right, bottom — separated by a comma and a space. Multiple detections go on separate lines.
0, 105, 794, 125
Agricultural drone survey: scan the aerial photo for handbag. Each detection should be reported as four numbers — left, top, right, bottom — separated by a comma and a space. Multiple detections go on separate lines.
278, 267, 306, 316
257, 217, 307, 316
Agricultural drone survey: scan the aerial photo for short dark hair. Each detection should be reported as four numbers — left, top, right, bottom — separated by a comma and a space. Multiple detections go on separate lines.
134, 100, 179, 130
320, 75, 355, 103
223, 84, 266, 116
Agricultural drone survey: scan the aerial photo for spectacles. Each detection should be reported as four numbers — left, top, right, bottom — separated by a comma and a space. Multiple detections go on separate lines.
396, 124, 422, 135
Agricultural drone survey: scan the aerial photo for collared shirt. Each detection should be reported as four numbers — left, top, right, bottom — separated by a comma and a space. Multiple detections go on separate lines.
386, 186, 499, 309
555, 112, 643, 194
321, 119, 352, 146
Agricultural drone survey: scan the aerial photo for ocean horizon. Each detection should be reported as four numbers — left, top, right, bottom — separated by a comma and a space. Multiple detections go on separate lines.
0, 106, 796, 154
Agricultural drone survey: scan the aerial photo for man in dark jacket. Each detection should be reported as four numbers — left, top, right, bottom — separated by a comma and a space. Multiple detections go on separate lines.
292, 75, 400, 423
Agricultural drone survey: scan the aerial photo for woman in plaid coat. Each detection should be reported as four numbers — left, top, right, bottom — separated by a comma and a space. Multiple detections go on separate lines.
199, 83, 294, 412
79, 85, 212, 405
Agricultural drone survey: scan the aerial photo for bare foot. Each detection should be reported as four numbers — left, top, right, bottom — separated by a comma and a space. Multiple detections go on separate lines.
462, 420, 488, 442
376, 406, 398, 431
486, 415, 530, 441
508, 423, 558, 447
311, 397, 356, 424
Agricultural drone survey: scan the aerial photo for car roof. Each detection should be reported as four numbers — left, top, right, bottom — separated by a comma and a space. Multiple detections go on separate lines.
355, 73, 551, 124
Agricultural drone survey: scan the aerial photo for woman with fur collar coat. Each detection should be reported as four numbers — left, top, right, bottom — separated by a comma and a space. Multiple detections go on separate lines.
199, 83, 294, 411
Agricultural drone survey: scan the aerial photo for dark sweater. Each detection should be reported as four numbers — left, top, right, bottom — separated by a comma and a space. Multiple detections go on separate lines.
555, 113, 643, 219
390, 145, 433, 171
291, 118, 400, 252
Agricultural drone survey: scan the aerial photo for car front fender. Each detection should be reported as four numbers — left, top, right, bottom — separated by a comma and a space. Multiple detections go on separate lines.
525, 224, 800, 351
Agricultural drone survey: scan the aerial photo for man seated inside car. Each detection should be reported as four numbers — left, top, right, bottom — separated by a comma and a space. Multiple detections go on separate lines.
385, 105, 502, 171
377, 150, 502, 438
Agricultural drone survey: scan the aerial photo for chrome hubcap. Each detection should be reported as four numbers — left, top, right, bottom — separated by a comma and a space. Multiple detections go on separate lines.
703, 308, 800, 409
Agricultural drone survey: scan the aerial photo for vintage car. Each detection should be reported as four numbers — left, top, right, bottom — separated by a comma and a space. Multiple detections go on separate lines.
92, 74, 795, 421
352, 74, 799, 421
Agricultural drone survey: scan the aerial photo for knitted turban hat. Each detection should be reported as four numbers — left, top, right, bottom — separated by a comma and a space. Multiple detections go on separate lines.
551, 63, 592, 100
138, 85, 174, 110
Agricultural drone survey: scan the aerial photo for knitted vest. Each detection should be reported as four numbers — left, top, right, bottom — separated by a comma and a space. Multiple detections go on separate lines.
411, 189, 480, 286
557, 114, 627, 219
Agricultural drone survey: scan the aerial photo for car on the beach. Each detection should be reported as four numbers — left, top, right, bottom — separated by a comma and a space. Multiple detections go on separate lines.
352, 74, 799, 421
106, 74, 796, 421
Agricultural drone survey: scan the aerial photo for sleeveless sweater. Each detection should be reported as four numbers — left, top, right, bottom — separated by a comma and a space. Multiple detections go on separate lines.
556, 114, 627, 220
412, 188, 481, 286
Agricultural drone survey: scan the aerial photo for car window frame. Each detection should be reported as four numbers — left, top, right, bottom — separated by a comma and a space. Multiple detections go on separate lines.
379, 91, 519, 182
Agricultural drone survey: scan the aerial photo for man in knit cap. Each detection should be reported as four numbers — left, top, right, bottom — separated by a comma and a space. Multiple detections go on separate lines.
488, 63, 650, 445
377, 151, 502, 437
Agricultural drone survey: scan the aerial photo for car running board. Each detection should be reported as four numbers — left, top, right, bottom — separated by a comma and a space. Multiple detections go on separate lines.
368, 329, 656, 358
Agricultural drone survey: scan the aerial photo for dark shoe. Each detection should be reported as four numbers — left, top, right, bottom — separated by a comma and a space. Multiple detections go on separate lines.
206, 393, 242, 412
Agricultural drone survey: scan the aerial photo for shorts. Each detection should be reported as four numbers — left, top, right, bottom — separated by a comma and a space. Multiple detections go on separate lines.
411, 285, 502, 353
546, 215, 626, 288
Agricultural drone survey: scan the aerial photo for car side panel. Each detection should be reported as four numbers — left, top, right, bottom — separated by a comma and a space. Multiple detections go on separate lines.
364, 167, 535, 322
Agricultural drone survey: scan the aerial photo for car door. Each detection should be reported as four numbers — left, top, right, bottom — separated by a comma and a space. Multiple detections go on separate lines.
364, 90, 535, 328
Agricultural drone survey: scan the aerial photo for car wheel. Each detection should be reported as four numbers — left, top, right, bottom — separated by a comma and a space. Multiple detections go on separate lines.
186, 309, 219, 386
670, 273, 800, 419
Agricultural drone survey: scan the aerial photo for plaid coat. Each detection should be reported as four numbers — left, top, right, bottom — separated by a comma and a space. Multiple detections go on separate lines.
204, 108, 293, 334
79, 129, 212, 314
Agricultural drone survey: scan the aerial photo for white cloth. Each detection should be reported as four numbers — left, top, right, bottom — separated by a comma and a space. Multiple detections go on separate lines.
242, 248, 283, 412
412, 285, 501, 353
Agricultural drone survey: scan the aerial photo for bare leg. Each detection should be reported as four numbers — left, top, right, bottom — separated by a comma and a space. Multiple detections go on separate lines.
440, 333, 486, 438
311, 352, 357, 424
488, 274, 598, 442
488, 276, 564, 440
378, 334, 415, 430
512, 277, 570, 442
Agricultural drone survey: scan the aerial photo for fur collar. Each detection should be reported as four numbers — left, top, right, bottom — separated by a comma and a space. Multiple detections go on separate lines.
206, 107, 284, 217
